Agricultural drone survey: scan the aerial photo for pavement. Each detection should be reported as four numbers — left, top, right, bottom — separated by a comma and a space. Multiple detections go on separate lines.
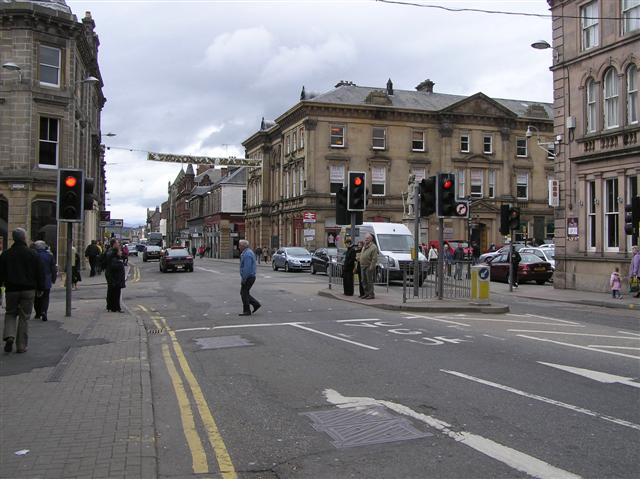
1, 258, 637, 478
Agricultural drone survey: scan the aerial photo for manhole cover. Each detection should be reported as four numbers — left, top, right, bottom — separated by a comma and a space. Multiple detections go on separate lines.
195, 335, 253, 350
302, 405, 431, 449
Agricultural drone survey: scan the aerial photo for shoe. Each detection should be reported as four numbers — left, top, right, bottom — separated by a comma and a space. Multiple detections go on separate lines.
238, 312, 251, 316
359, 295, 366, 298
42, 315, 48, 321
365, 295, 375, 299
252, 304, 261, 313
16, 348, 27, 353
4, 338, 14, 353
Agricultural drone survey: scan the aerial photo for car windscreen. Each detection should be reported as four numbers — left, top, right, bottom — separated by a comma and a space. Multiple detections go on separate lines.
377, 234, 413, 252
286, 248, 309, 256
520, 253, 544, 263
168, 249, 189, 256
146, 246, 161, 252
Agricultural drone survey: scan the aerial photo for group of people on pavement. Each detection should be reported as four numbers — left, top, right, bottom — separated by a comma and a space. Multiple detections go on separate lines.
341, 233, 379, 299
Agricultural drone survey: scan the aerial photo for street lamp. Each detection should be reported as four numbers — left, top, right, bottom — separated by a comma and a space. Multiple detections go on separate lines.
2, 62, 22, 82
526, 125, 558, 159
530, 39, 559, 63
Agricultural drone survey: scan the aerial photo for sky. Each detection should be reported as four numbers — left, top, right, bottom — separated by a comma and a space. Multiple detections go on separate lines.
65, 0, 555, 226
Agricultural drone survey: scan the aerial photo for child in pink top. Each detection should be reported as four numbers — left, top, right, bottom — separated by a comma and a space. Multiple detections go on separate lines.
610, 268, 622, 299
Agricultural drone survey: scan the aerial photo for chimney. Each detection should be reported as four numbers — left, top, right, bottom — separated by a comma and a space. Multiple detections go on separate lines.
386, 78, 393, 95
416, 79, 435, 93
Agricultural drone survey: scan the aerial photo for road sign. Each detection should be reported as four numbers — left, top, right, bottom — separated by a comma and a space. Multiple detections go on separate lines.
303, 211, 317, 223
452, 200, 469, 218
103, 219, 124, 228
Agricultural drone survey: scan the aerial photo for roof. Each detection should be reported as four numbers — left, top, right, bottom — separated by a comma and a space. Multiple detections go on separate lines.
218, 167, 246, 185
190, 185, 212, 197
306, 84, 553, 119
2, 0, 72, 13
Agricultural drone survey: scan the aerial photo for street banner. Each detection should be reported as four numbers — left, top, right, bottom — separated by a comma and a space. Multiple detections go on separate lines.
147, 152, 261, 166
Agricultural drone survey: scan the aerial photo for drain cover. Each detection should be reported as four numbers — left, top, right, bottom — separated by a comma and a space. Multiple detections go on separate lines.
195, 335, 253, 350
302, 405, 431, 448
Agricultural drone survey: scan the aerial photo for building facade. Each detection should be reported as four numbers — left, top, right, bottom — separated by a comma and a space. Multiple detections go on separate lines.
0, 0, 105, 265
243, 80, 555, 253
549, 0, 639, 292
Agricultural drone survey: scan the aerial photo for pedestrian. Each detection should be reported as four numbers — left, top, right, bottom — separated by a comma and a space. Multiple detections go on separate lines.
342, 238, 357, 296
103, 238, 119, 310
510, 247, 522, 288
0, 228, 44, 353
191, 246, 197, 258
33, 241, 57, 321
263, 247, 269, 264
71, 245, 81, 290
443, 242, 453, 276
255, 246, 263, 264
238, 239, 261, 316
453, 245, 465, 280
629, 245, 640, 299
610, 267, 623, 299
205, 245, 211, 258
85, 239, 100, 277
95, 241, 104, 274
359, 233, 379, 299
472, 241, 481, 264
106, 245, 126, 313
122, 244, 129, 266
355, 241, 365, 297
427, 244, 438, 274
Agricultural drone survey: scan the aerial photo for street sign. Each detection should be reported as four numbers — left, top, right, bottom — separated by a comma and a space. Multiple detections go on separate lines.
454, 200, 469, 218
303, 211, 317, 223
99, 211, 111, 221
103, 219, 123, 228
548, 179, 559, 207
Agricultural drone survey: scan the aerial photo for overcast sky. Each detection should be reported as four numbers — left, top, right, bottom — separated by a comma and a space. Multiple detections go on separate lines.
66, 0, 554, 226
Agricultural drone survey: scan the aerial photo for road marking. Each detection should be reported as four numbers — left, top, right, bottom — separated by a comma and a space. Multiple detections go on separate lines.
336, 318, 383, 322
323, 389, 582, 479
538, 362, 640, 389
517, 335, 640, 360
196, 267, 223, 274
508, 330, 640, 339
401, 313, 470, 327
464, 318, 584, 326
441, 370, 640, 431
290, 324, 379, 350
174, 321, 311, 333
588, 345, 640, 350
161, 344, 209, 473
619, 331, 640, 337
524, 314, 581, 325
483, 334, 506, 340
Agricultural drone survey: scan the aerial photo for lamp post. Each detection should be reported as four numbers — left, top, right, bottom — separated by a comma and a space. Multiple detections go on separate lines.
2, 62, 22, 82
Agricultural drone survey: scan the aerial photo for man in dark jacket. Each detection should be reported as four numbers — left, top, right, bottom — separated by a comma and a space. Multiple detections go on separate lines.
0, 228, 44, 353
34, 241, 57, 322
85, 240, 100, 277
510, 248, 522, 288
106, 245, 126, 312
342, 239, 356, 296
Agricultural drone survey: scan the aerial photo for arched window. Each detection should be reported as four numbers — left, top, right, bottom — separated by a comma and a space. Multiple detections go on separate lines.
604, 69, 619, 129
31, 200, 57, 255
586, 79, 597, 132
627, 64, 638, 124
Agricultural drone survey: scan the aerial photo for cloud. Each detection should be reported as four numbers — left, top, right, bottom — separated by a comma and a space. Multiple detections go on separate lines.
200, 27, 274, 74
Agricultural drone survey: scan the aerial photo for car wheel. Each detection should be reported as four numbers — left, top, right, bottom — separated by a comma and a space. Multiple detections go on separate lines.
310, 263, 316, 274
536, 280, 546, 285
272, 261, 278, 271
285, 262, 289, 272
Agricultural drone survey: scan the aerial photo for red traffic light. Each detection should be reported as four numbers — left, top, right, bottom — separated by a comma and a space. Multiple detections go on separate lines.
442, 179, 453, 190
65, 176, 78, 188
353, 176, 363, 186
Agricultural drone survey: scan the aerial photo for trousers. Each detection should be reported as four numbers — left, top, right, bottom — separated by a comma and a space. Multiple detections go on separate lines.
240, 276, 260, 313
361, 265, 375, 297
3, 290, 35, 351
107, 285, 122, 312
34, 288, 51, 319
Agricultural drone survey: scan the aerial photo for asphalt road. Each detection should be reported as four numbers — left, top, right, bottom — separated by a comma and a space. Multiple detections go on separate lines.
126, 255, 640, 479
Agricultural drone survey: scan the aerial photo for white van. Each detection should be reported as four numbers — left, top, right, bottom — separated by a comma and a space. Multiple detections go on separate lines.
340, 222, 427, 282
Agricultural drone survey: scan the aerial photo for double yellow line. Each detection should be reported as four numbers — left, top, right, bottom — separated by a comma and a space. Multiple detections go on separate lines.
130, 265, 141, 283
138, 305, 236, 477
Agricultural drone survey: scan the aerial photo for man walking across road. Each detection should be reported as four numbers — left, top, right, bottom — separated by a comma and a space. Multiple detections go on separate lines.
33, 241, 57, 322
85, 239, 100, 277
630, 245, 640, 299
238, 239, 261, 316
359, 233, 379, 299
0, 228, 44, 353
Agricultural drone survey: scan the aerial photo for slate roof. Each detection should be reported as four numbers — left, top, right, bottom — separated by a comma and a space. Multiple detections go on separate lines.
218, 167, 246, 185
307, 84, 553, 119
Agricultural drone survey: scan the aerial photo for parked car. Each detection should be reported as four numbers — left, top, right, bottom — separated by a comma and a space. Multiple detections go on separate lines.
160, 247, 194, 273
479, 243, 527, 264
486, 252, 554, 285
142, 245, 162, 262
519, 247, 555, 270
128, 243, 139, 256
310, 247, 340, 275
272, 247, 312, 272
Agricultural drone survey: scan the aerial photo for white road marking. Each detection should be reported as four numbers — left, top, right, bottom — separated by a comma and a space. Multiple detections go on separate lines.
323, 389, 582, 479
508, 330, 640, 339
196, 267, 223, 274
483, 334, 506, 341
465, 318, 584, 326
175, 321, 311, 333
588, 345, 640, 350
517, 334, 640, 360
401, 313, 470, 327
336, 318, 382, 322
538, 362, 640, 389
441, 370, 640, 431
525, 314, 581, 325
619, 331, 640, 337
290, 324, 379, 350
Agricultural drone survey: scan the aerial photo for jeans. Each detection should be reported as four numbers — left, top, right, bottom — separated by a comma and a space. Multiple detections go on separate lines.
3, 290, 35, 351
240, 276, 260, 313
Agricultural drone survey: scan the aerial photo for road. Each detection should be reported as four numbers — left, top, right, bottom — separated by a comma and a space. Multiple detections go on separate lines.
124, 255, 639, 479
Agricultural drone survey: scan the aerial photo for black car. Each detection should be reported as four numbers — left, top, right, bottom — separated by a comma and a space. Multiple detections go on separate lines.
160, 247, 194, 273
142, 245, 162, 262
310, 247, 339, 275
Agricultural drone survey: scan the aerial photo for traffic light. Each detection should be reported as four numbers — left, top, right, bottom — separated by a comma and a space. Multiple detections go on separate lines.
419, 176, 436, 217
347, 171, 366, 211
500, 204, 511, 235
84, 177, 95, 210
57, 169, 84, 222
336, 186, 349, 225
624, 196, 640, 236
436, 173, 456, 217
508, 207, 521, 231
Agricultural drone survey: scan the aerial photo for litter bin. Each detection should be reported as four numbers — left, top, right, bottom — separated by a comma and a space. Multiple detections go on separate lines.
471, 264, 490, 304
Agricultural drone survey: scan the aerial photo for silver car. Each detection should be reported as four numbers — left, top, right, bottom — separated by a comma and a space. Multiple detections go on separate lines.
272, 247, 312, 272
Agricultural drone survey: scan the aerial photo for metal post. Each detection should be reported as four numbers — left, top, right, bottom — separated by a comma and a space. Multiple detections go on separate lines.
509, 229, 515, 293
438, 217, 444, 300
65, 222, 72, 317
413, 182, 420, 297
350, 211, 357, 241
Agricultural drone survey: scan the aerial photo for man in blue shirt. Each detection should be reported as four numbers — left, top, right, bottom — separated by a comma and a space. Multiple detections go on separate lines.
238, 240, 261, 316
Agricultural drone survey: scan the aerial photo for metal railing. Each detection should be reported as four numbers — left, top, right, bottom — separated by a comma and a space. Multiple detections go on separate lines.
328, 255, 390, 292
402, 260, 472, 301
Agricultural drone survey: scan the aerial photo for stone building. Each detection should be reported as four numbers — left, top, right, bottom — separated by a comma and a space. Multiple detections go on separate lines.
242, 80, 555, 252
166, 164, 194, 246
0, 0, 105, 264
548, 0, 639, 291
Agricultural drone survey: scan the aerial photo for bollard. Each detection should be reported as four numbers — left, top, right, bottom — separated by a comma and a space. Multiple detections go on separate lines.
470, 265, 491, 305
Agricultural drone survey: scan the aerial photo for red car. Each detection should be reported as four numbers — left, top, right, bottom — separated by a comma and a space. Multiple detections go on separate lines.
487, 252, 553, 285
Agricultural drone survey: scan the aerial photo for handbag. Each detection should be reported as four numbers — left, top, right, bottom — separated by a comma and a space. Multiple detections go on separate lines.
630, 277, 639, 293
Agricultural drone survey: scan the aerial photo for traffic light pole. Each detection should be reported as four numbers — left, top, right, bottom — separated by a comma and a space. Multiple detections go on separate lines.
350, 212, 357, 243
438, 217, 444, 300
65, 221, 72, 317
413, 182, 420, 298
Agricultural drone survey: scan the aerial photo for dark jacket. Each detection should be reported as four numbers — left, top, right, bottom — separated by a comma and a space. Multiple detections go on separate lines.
510, 250, 522, 265
107, 255, 126, 288
0, 240, 44, 292
343, 245, 357, 273
453, 246, 465, 261
36, 249, 57, 290
85, 243, 100, 258
103, 248, 117, 281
